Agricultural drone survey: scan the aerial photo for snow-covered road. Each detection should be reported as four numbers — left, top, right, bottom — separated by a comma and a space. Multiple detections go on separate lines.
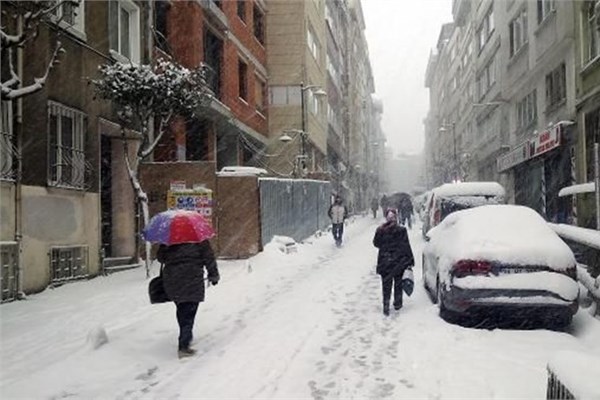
1, 216, 599, 399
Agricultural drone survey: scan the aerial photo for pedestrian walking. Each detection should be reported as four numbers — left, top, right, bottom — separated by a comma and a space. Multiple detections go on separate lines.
157, 241, 220, 358
328, 195, 348, 246
399, 196, 414, 229
370, 197, 379, 218
143, 209, 220, 359
380, 194, 389, 217
373, 208, 415, 316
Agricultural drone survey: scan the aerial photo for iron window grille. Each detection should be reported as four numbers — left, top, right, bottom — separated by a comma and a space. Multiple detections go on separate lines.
1, 100, 18, 181
49, 245, 88, 283
47, 101, 88, 190
1, 242, 19, 303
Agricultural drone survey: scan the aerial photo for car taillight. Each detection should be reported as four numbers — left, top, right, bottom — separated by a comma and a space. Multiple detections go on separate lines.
452, 260, 492, 278
561, 265, 577, 280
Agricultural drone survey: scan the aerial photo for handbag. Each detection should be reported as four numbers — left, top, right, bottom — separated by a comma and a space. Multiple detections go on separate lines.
148, 264, 170, 304
402, 267, 414, 296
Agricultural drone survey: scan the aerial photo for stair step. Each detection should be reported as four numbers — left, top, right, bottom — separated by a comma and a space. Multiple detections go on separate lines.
103, 263, 143, 274
103, 256, 134, 268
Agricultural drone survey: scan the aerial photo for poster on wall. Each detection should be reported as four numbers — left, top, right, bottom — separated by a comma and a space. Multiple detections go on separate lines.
167, 186, 214, 225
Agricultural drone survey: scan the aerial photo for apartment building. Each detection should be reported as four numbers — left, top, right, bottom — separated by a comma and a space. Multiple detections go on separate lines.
426, 0, 578, 222
153, 0, 269, 170
1, 0, 151, 299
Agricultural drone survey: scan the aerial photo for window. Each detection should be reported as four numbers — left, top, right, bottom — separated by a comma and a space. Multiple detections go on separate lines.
307, 90, 320, 115
48, 102, 87, 189
204, 29, 223, 99
109, 0, 141, 63
585, 2, 600, 62
269, 86, 302, 106
237, 1, 246, 22
1, 101, 16, 181
477, 55, 496, 99
537, 0, 555, 24
155, 0, 170, 52
238, 59, 248, 101
255, 76, 267, 114
477, 7, 495, 51
545, 62, 566, 109
307, 25, 320, 61
50, 245, 88, 282
253, 4, 265, 44
51, 0, 85, 34
516, 90, 537, 129
509, 9, 528, 57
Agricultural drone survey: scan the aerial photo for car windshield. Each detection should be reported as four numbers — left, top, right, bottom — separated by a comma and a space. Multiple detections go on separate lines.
2, 1, 600, 399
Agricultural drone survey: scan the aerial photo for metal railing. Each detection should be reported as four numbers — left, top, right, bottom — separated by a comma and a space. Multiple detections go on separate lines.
546, 368, 575, 400
0, 242, 19, 302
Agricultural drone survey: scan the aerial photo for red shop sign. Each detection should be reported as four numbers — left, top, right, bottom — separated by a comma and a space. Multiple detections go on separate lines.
530, 124, 561, 158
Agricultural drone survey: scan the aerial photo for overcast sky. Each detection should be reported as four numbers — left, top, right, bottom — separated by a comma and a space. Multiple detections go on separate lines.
362, 0, 452, 157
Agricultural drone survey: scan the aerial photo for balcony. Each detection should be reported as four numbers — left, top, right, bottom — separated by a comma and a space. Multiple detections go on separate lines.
452, 0, 471, 27
198, 0, 229, 31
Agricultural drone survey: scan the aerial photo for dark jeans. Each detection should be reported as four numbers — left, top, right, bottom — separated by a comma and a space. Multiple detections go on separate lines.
332, 223, 344, 241
381, 272, 403, 310
176, 301, 199, 350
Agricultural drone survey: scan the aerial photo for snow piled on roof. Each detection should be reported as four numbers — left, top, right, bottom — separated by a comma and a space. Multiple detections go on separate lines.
433, 181, 505, 198
218, 166, 268, 176
558, 182, 596, 197
429, 205, 575, 275
549, 223, 600, 251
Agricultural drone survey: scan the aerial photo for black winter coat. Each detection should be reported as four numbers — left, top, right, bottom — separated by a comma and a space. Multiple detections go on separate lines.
373, 222, 414, 276
156, 241, 219, 303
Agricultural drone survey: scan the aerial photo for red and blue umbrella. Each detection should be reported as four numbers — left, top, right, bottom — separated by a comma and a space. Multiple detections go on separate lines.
142, 210, 215, 245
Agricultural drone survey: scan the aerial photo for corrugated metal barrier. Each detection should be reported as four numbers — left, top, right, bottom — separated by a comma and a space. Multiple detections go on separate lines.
259, 178, 331, 247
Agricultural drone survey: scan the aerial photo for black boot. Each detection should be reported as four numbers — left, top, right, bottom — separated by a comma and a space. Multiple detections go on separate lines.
383, 303, 390, 316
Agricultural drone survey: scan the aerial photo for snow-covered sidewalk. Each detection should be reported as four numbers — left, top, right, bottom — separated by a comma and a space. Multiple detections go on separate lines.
1, 216, 599, 399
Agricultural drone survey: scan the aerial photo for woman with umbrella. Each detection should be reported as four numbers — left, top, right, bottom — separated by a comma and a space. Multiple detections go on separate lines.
144, 210, 220, 359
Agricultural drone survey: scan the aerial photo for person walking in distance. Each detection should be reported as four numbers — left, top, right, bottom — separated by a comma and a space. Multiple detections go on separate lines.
370, 197, 379, 218
157, 240, 220, 358
328, 196, 348, 246
373, 208, 415, 316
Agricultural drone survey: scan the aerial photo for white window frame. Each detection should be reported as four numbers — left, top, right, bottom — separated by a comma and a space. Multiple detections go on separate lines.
477, 7, 495, 51
585, 2, 600, 63
110, 0, 141, 64
307, 25, 320, 61
516, 90, 537, 129
537, 0, 555, 24
47, 101, 87, 190
509, 8, 528, 57
51, 0, 86, 40
477, 55, 496, 99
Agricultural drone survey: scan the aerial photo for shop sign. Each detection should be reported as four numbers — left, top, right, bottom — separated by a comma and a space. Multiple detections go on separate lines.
530, 124, 561, 158
497, 142, 530, 172
167, 187, 214, 222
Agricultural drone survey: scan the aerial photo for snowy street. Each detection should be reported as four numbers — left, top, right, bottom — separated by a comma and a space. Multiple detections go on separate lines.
1, 216, 599, 399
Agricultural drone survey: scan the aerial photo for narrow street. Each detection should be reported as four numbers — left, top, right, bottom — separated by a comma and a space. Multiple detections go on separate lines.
1, 217, 598, 399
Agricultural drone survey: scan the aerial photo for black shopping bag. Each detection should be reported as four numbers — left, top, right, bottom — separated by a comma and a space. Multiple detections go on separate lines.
148, 265, 170, 304
402, 268, 414, 296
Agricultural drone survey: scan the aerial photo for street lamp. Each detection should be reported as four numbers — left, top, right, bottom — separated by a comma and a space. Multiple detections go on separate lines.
279, 83, 326, 177
439, 121, 458, 182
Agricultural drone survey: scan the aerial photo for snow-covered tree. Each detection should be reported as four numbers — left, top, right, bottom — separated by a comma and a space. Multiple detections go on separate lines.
92, 59, 213, 277
1, 1, 79, 100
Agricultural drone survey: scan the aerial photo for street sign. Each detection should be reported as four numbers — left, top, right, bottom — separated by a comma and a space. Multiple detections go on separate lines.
497, 142, 530, 172
530, 124, 561, 158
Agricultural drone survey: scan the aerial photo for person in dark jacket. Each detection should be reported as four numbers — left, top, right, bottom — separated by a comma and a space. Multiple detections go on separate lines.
328, 196, 348, 246
157, 240, 220, 358
373, 208, 415, 316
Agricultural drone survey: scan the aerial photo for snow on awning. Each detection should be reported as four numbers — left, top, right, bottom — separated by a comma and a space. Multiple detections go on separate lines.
558, 182, 596, 197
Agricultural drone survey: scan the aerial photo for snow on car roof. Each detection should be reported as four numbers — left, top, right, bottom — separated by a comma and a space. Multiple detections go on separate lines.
433, 181, 505, 198
429, 204, 575, 271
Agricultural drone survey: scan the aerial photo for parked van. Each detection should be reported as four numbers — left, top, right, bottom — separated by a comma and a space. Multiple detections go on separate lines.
422, 182, 506, 238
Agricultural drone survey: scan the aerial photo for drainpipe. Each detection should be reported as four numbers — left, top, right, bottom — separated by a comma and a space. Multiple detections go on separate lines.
15, 13, 25, 299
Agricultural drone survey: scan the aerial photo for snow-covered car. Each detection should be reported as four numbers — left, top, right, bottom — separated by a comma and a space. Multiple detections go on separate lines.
421, 181, 505, 238
422, 204, 579, 327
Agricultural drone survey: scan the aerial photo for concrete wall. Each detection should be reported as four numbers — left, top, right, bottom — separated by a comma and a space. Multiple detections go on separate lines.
20, 186, 100, 293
